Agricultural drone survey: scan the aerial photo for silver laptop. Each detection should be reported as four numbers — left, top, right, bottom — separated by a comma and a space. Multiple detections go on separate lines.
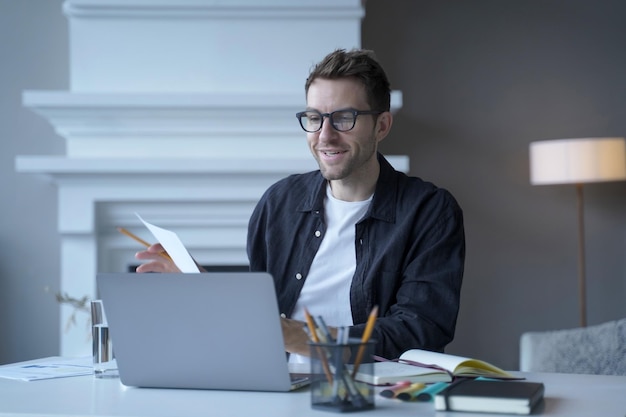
96, 272, 310, 391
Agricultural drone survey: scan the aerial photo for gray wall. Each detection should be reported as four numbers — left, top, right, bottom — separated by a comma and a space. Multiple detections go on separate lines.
363, 0, 626, 369
0, 0, 67, 364
1, 0, 625, 370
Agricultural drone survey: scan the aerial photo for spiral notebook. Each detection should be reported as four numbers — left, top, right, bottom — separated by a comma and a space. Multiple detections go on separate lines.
96, 272, 310, 391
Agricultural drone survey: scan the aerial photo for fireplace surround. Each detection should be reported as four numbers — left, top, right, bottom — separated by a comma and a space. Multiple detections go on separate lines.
15, 0, 407, 356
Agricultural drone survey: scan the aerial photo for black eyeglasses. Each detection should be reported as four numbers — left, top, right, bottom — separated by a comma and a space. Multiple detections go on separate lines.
295, 109, 384, 133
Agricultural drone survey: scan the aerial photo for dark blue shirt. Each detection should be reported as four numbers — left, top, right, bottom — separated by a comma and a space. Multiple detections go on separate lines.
247, 153, 465, 359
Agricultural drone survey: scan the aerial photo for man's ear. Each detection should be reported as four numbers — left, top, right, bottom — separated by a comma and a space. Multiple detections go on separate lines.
375, 111, 393, 143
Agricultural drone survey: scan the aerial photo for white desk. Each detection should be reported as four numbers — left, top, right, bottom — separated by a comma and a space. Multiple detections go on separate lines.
0, 367, 625, 416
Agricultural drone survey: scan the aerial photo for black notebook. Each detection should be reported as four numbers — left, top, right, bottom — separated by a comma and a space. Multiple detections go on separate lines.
434, 379, 545, 415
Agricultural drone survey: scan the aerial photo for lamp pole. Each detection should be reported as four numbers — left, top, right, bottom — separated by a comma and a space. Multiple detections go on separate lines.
576, 183, 587, 327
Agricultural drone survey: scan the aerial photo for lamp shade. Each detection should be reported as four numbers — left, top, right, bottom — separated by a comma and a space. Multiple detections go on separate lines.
530, 137, 626, 185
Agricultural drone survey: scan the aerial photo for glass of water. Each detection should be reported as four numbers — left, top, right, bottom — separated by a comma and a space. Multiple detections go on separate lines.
90, 300, 119, 378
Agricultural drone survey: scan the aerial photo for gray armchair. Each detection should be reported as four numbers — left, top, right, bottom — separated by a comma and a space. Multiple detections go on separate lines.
519, 318, 626, 375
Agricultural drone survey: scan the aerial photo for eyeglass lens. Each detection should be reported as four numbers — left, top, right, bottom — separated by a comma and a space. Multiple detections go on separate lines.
299, 110, 357, 132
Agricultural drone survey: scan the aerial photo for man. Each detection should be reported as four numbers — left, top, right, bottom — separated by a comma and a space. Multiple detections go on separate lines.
137, 49, 465, 362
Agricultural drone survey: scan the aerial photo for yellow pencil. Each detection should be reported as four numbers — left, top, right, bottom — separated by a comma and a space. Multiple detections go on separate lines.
117, 227, 172, 261
304, 308, 334, 385
303, 308, 320, 343
351, 305, 379, 378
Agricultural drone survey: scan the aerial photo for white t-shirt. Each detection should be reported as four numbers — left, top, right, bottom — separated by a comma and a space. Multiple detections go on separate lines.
289, 184, 372, 363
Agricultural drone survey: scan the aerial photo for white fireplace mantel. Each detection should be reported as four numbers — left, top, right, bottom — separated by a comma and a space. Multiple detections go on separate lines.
21, 91, 403, 159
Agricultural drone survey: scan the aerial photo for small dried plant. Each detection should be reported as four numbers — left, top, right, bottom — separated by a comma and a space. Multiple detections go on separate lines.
54, 292, 91, 333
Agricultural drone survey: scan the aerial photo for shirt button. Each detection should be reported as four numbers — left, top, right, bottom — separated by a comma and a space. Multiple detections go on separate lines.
280, 313, 287, 318
315, 230, 321, 237
295, 273, 303, 280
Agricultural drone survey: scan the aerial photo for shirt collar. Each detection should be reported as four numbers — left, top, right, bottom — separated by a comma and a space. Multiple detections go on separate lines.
299, 153, 398, 224
369, 153, 398, 223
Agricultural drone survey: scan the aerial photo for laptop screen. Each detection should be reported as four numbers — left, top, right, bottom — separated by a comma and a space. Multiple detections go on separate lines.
97, 272, 308, 391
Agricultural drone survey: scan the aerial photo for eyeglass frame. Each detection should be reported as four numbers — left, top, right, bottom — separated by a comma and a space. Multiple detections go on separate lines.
295, 108, 384, 133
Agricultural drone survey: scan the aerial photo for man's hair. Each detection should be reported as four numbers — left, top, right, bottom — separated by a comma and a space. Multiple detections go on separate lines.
304, 49, 391, 112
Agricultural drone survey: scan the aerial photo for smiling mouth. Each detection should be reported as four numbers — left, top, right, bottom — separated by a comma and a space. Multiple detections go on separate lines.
322, 150, 346, 156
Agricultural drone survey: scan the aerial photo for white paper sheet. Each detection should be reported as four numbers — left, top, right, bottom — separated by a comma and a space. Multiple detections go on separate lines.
135, 213, 200, 273
0, 357, 93, 381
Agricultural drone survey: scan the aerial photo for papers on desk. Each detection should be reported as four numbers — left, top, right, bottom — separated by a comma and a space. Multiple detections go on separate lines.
0, 356, 93, 381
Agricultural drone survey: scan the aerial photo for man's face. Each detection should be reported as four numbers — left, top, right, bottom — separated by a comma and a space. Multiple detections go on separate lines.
305, 78, 384, 183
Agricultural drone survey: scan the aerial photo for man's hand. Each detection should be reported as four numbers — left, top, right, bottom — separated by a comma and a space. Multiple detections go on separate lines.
281, 317, 314, 356
134, 243, 181, 273
281, 317, 340, 356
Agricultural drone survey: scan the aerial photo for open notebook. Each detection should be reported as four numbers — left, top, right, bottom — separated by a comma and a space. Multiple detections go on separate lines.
96, 272, 310, 391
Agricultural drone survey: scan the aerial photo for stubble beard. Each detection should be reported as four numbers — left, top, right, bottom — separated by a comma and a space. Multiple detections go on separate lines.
316, 136, 378, 181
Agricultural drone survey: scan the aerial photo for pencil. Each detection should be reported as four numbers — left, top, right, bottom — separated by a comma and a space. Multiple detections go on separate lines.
303, 308, 334, 385
351, 305, 379, 378
116, 227, 172, 261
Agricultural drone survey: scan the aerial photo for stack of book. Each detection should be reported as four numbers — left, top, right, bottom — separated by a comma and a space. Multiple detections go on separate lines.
355, 348, 519, 385
356, 348, 545, 415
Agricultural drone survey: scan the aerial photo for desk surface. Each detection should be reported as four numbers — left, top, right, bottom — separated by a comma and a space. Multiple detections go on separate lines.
0, 365, 625, 417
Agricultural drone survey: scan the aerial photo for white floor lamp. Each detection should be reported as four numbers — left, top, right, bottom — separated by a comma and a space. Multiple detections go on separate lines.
529, 137, 626, 327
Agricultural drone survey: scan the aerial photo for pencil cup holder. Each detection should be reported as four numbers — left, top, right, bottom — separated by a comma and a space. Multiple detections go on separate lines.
309, 339, 375, 413
91, 300, 119, 379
